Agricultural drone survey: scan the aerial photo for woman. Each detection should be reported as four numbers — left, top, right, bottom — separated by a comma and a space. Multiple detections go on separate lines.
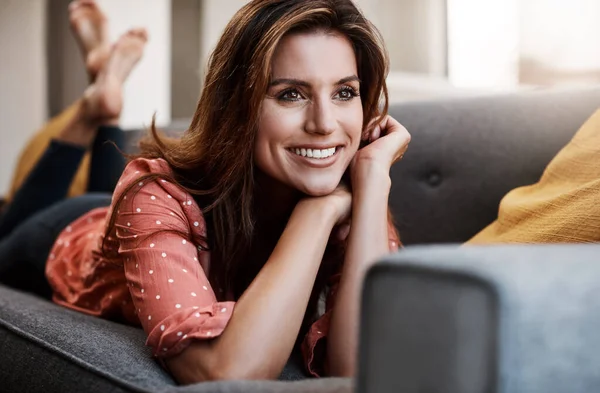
1, 0, 410, 383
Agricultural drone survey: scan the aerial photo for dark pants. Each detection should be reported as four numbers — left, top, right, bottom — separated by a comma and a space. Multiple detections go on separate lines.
0, 126, 125, 298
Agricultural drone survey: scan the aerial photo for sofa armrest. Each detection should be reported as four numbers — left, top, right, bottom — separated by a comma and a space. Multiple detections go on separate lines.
358, 244, 600, 393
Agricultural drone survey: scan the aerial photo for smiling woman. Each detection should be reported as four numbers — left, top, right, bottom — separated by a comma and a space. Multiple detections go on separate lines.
256, 31, 364, 196
0, 0, 410, 386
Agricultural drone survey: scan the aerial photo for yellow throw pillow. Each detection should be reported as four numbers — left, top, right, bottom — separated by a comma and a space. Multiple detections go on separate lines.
468, 108, 600, 244
5, 102, 90, 202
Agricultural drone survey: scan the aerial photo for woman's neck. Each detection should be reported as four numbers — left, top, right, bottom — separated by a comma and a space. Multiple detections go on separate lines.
254, 170, 301, 228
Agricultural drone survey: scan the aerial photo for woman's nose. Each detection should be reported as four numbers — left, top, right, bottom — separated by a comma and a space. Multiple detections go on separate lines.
304, 99, 336, 135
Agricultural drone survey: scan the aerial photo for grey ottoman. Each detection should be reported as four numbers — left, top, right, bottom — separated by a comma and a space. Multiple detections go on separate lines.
359, 244, 600, 393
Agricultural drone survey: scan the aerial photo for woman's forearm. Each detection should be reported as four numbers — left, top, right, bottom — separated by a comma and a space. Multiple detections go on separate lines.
326, 174, 391, 377
166, 200, 338, 383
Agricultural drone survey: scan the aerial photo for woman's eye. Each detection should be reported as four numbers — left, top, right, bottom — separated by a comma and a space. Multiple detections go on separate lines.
335, 87, 358, 101
278, 89, 302, 102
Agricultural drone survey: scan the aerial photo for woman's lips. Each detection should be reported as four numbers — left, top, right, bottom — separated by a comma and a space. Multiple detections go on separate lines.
286, 146, 342, 168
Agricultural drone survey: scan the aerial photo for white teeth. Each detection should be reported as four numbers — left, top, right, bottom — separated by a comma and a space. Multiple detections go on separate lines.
291, 147, 337, 159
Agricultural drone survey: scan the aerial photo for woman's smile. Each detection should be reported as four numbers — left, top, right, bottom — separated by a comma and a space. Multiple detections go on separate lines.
286, 145, 343, 168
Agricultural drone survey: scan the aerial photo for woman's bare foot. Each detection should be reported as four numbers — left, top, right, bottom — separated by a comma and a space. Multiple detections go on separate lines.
69, 0, 110, 82
83, 28, 148, 122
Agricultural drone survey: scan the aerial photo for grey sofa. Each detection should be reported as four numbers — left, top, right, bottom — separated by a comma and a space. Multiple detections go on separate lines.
1, 86, 599, 392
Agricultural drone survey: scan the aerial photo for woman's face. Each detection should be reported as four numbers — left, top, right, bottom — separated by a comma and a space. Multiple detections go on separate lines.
255, 31, 363, 196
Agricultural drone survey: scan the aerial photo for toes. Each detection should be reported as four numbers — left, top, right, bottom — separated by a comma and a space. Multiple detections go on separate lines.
69, 0, 95, 13
68, 3, 84, 22
69, 0, 103, 19
68, 1, 81, 12
128, 28, 149, 41
78, 0, 99, 9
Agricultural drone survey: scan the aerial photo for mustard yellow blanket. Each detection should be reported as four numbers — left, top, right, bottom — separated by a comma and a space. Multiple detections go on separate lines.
468, 109, 600, 244
6, 102, 90, 202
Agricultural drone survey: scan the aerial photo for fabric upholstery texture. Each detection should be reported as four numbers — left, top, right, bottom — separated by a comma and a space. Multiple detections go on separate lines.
360, 244, 600, 393
0, 285, 350, 392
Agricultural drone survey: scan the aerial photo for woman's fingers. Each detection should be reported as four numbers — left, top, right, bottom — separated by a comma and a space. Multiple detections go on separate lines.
377, 115, 411, 163
360, 115, 411, 166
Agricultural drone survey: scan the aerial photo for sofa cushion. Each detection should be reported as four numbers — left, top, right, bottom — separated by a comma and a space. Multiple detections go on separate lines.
0, 285, 351, 392
388, 87, 600, 245
359, 244, 600, 393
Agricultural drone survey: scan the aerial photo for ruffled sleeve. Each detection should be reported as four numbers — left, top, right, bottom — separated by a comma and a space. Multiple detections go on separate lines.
114, 158, 235, 358
301, 218, 401, 377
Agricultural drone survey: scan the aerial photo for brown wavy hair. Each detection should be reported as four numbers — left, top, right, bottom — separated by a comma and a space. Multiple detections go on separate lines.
104, 0, 390, 306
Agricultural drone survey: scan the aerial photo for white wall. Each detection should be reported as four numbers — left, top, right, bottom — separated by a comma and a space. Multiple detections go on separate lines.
0, 0, 48, 195
447, 0, 600, 89
520, 0, 600, 71
447, 0, 520, 89
356, 0, 447, 76
519, 0, 600, 85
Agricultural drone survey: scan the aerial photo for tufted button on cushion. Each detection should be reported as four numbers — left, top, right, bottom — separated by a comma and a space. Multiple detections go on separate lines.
427, 171, 442, 187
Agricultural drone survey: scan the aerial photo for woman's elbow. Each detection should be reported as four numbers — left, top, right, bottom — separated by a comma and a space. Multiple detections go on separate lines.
166, 341, 283, 384
173, 359, 279, 384
206, 365, 278, 382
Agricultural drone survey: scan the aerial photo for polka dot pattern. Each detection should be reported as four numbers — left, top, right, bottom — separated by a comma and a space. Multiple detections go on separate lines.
46, 157, 394, 367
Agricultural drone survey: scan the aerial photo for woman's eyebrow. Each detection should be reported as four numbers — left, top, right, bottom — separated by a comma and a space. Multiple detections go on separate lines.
336, 75, 361, 85
268, 75, 360, 87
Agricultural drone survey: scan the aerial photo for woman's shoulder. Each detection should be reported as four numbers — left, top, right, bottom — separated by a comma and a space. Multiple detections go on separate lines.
117, 157, 194, 201
112, 157, 208, 236
121, 157, 174, 179
114, 157, 190, 205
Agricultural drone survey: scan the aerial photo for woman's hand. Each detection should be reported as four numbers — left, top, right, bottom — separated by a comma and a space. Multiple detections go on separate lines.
324, 183, 352, 226
325, 184, 353, 244
351, 115, 411, 187
298, 183, 352, 227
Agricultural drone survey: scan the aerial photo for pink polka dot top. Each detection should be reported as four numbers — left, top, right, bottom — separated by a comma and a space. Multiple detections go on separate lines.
45, 157, 400, 377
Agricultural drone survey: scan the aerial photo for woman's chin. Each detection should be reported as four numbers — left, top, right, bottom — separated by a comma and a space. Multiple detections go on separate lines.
299, 182, 339, 197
